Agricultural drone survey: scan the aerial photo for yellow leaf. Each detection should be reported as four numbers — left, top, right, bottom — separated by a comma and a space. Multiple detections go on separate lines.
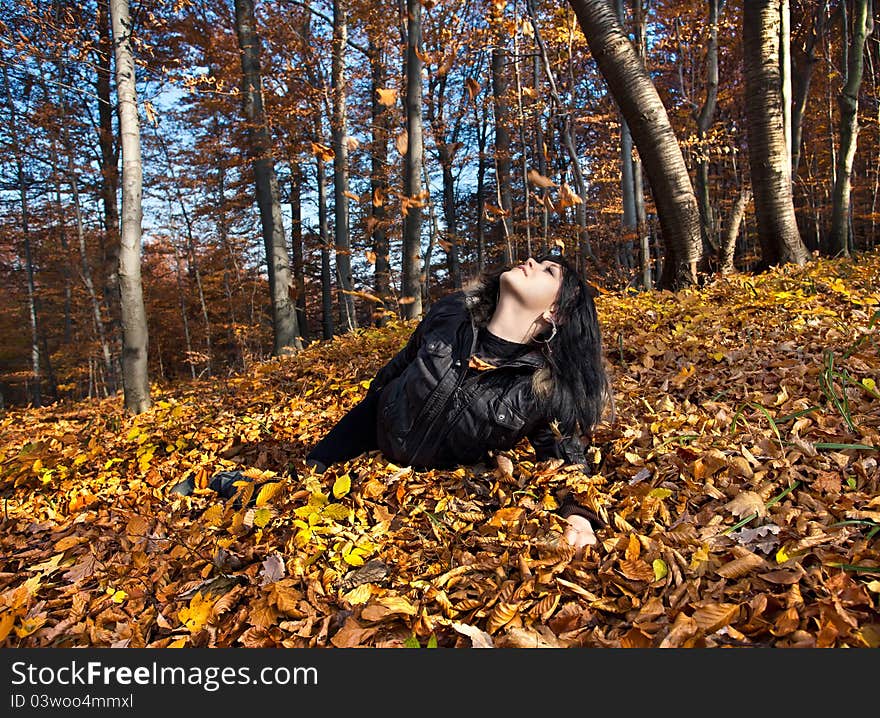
324, 503, 351, 521
111, 589, 128, 604
0, 611, 16, 642
776, 546, 790, 564
178, 591, 215, 634
253, 507, 272, 528
31, 459, 42, 473
15, 616, 46, 638
256, 481, 282, 507
648, 488, 672, 499
342, 583, 374, 605
653, 559, 668, 581
333, 473, 351, 499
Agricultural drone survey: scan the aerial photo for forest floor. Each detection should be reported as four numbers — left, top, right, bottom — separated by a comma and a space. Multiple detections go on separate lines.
1, 252, 879, 648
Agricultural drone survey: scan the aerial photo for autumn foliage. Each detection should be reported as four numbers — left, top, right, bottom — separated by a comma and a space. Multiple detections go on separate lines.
1, 252, 878, 648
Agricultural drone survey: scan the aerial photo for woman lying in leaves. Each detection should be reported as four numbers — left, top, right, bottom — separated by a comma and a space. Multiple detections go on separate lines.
305, 252, 613, 555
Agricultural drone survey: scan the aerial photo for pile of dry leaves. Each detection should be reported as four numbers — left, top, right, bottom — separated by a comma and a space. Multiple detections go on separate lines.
1, 253, 878, 647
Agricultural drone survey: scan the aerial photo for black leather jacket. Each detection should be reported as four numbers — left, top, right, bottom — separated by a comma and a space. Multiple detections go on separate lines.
370, 292, 587, 470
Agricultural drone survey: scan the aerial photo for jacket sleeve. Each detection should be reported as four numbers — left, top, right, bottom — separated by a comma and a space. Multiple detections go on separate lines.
527, 424, 587, 465
366, 292, 462, 398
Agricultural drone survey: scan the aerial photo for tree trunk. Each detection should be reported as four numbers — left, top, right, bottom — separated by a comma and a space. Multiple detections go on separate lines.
56, 66, 114, 395
234, 0, 301, 354
694, 0, 724, 271
720, 187, 752, 273
615, 0, 636, 272
528, 0, 594, 264
2, 65, 41, 408
401, 0, 424, 318
568, 0, 702, 289
790, 0, 829, 179
742, 0, 810, 268
289, 163, 308, 341
109, 0, 151, 413
317, 155, 334, 340
829, 0, 873, 256
491, 43, 514, 265
369, 40, 392, 326
95, 0, 120, 393
332, 0, 357, 330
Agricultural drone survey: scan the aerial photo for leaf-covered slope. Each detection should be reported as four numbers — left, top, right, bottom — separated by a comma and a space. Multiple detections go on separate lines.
1, 254, 878, 648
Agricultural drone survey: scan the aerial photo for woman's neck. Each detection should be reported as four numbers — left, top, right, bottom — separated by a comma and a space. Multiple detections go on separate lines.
486, 298, 541, 344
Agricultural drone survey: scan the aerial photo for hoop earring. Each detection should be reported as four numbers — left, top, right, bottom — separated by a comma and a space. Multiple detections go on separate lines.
537, 318, 557, 345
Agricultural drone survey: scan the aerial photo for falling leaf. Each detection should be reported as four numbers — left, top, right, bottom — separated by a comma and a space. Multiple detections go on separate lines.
395, 130, 408, 155
527, 169, 557, 188
376, 87, 398, 106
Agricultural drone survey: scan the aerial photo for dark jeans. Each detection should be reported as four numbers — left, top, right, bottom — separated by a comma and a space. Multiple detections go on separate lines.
305, 391, 381, 469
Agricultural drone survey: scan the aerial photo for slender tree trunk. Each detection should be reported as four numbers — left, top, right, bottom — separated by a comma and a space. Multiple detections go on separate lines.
491, 42, 514, 264
57, 71, 114, 395
780, 0, 792, 167
109, 0, 151, 413
213, 120, 244, 370
317, 156, 334, 340
401, 0, 424, 318
742, 0, 810, 268
533, 55, 550, 252
332, 0, 357, 330
791, 1, 829, 179
234, 0, 301, 354
528, 0, 594, 264
615, 0, 636, 271
695, 0, 724, 270
830, 0, 873, 255
369, 40, 392, 326
568, 0, 702, 289
473, 87, 489, 272
95, 0, 120, 393
155, 130, 212, 376
289, 163, 308, 341
631, 0, 651, 289
2, 65, 41, 407
171, 232, 196, 380
720, 187, 752, 273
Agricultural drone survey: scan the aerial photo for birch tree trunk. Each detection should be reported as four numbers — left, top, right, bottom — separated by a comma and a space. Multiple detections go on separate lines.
742, 0, 810, 268
568, 0, 702, 289
109, 0, 151, 413
401, 0, 424, 318
234, 0, 301, 354
829, 0, 873, 256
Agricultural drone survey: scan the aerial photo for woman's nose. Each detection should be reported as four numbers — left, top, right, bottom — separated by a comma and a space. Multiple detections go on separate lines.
526, 257, 535, 268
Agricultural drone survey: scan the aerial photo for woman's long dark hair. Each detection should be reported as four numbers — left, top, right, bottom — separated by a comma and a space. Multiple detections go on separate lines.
465, 253, 612, 440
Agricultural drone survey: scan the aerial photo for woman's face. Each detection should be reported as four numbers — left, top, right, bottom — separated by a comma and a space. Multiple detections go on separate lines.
499, 257, 564, 315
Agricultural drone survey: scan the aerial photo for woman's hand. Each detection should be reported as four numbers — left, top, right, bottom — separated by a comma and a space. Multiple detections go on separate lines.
563, 514, 597, 560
